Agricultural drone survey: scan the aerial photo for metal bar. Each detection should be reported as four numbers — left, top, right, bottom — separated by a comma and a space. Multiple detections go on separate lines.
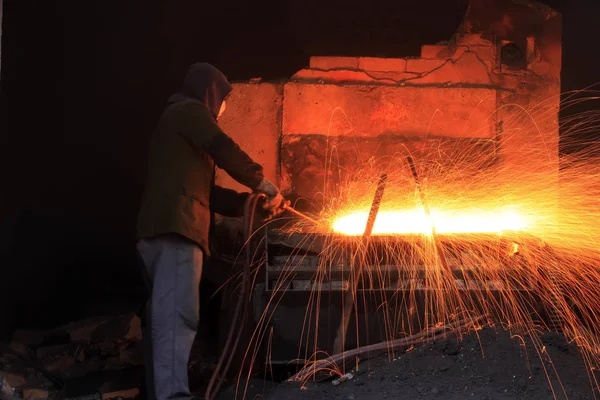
283, 204, 319, 225
407, 156, 450, 271
333, 173, 388, 355
407, 156, 435, 232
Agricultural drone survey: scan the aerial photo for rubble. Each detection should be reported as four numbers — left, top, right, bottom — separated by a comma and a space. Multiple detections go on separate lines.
99, 381, 140, 400
0, 314, 144, 399
0, 371, 26, 388
22, 387, 49, 400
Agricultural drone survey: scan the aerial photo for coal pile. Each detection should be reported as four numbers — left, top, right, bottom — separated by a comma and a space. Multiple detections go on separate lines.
266, 326, 600, 400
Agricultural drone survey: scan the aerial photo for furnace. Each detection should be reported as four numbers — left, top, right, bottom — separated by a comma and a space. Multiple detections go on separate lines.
217, 0, 561, 209
211, 0, 563, 372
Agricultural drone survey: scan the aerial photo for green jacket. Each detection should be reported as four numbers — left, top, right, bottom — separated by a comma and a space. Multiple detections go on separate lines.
137, 99, 264, 255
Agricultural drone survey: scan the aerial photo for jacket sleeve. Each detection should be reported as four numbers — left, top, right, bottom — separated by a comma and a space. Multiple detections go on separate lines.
210, 185, 250, 217
181, 101, 265, 190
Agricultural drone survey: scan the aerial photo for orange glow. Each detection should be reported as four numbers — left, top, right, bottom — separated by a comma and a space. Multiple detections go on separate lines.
332, 208, 529, 235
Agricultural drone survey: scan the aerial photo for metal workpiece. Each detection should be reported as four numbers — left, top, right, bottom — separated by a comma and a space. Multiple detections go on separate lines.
261, 229, 542, 293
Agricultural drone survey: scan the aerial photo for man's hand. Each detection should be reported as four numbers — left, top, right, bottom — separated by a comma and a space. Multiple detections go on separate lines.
255, 179, 279, 197
262, 194, 290, 221
262, 193, 289, 220
254, 178, 289, 220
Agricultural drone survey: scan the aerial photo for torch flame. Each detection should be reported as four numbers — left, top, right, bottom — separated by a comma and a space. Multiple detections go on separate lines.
332, 208, 529, 236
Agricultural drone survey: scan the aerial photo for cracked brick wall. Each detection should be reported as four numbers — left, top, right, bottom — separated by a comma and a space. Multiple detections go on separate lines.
217, 0, 561, 207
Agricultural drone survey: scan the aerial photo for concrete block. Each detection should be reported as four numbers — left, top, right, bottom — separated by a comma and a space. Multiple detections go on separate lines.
291, 69, 415, 84
421, 45, 447, 59
283, 82, 497, 139
217, 83, 283, 190
496, 86, 559, 176
281, 134, 496, 201
410, 52, 492, 85
427, 46, 469, 62
368, 71, 419, 81
292, 69, 392, 84
358, 57, 406, 72
468, 45, 496, 65
456, 33, 493, 47
309, 56, 359, 70
406, 58, 446, 73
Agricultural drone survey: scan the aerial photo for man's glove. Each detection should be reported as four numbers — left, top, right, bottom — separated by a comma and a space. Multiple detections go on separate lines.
255, 179, 289, 220
262, 193, 288, 219
255, 179, 279, 197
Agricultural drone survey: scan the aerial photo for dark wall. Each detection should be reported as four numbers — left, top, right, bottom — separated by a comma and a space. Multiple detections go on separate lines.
0, 0, 598, 339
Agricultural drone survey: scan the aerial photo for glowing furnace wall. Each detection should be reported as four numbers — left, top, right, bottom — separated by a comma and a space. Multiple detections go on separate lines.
216, 0, 561, 206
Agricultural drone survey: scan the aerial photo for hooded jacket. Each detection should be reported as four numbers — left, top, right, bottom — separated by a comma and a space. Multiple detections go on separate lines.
137, 63, 265, 255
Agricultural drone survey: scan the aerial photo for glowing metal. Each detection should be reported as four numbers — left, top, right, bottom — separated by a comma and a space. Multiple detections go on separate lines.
332, 208, 528, 235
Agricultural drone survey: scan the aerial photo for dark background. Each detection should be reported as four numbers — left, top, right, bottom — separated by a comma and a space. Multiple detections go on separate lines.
0, 0, 598, 340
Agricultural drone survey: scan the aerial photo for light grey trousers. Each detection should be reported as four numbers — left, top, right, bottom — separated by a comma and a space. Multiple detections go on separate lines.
137, 235, 203, 400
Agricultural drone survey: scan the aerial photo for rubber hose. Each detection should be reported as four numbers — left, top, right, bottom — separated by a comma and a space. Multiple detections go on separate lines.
205, 192, 265, 400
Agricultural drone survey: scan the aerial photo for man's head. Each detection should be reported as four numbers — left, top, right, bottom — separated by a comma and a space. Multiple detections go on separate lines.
176, 63, 232, 120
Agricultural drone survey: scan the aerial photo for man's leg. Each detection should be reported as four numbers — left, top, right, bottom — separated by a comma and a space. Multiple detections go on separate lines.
136, 242, 157, 400
137, 236, 203, 400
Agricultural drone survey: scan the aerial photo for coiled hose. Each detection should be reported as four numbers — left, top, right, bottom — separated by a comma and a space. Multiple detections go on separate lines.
205, 192, 265, 400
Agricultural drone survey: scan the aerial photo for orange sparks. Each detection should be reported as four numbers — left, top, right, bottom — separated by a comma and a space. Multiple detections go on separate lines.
332, 208, 529, 235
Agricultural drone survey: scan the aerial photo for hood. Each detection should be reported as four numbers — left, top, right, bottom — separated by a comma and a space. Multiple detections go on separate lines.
168, 63, 233, 119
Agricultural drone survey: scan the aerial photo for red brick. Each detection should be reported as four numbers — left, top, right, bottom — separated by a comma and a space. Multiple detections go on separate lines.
357, 57, 406, 72
217, 83, 283, 190
406, 58, 446, 73
283, 82, 497, 139
420, 45, 447, 59
309, 56, 359, 70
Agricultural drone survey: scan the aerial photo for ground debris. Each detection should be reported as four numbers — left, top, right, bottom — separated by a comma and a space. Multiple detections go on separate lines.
0, 371, 27, 388
22, 387, 49, 400
332, 373, 354, 386
90, 314, 142, 344
1, 313, 144, 399
265, 326, 600, 400
99, 381, 140, 400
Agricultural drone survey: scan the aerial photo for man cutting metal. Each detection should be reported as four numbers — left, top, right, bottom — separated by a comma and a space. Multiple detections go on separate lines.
136, 62, 283, 400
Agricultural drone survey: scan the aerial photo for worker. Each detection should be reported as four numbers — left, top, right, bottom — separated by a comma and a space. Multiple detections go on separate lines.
136, 62, 284, 400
